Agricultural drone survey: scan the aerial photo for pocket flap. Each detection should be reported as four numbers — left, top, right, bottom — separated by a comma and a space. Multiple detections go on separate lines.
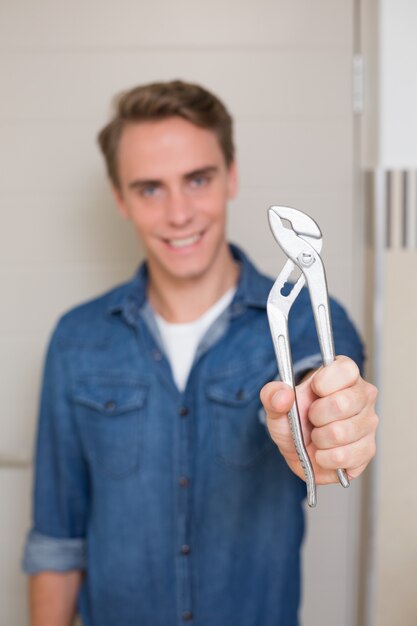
206, 361, 277, 407
73, 377, 148, 415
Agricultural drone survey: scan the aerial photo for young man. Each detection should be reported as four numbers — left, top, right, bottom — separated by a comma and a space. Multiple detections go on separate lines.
23, 80, 378, 626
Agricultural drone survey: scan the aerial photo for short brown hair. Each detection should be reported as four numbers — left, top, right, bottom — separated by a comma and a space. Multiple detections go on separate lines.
97, 80, 235, 188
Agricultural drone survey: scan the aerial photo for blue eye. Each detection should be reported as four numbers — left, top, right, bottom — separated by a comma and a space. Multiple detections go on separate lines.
141, 185, 159, 197
189, 175, 209, 188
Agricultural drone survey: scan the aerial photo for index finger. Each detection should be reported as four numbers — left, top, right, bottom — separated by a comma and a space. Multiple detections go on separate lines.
311, 356, 360, 397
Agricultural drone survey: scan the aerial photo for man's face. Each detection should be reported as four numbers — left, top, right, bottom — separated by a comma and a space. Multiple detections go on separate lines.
113, 116, 237, 285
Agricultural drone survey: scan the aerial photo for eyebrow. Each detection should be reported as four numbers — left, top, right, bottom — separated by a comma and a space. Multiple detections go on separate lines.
128, 178, 161, 190
128, 165, 219, 190
184, 165, 218, 180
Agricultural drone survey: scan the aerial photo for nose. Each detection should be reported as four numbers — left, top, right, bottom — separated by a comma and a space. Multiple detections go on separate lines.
165, 188, 193, 227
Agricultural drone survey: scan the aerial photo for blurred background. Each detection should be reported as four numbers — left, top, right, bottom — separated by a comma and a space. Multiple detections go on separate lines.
0, 0, 416, 624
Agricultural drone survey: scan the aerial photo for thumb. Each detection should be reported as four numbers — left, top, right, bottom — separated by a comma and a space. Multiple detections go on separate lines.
260, 381, 295, 440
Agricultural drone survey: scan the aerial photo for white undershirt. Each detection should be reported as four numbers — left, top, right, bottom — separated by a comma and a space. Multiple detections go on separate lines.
153, 287, 236, 391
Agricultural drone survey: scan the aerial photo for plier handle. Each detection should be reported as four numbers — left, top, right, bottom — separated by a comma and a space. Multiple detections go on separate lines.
266, 206, 349, 508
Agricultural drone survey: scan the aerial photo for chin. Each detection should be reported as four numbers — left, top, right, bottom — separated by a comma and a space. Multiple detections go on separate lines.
167, 264, 208, 282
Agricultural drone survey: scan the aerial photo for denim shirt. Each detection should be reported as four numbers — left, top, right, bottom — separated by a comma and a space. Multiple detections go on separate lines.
23, 244, 364, 626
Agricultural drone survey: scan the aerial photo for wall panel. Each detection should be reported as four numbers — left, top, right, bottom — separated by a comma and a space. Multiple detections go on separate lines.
0, 2, 360, 624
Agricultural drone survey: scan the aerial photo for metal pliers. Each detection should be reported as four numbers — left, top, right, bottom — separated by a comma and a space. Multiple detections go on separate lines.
266, 206, 350, 508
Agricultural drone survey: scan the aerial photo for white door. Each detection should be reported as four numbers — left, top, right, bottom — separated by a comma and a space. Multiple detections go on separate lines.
0, 2, 362, 624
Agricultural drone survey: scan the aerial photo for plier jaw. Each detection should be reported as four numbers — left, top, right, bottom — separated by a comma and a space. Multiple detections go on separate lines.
266, 206, 350, 507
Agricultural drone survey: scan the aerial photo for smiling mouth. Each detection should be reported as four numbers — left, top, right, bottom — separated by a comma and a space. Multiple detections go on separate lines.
164, 231, 204, 249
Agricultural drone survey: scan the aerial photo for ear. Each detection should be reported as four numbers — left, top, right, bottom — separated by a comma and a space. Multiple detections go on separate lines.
111, 184, 131, 220
227, 161, 238, 200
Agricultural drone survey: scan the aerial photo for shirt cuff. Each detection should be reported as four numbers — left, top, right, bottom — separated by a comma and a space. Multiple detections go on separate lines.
22, 530, 86, 574
292, 353, 322, 380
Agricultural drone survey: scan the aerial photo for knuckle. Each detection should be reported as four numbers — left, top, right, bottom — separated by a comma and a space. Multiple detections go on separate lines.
331, 447, 346, 467
330, 421, 347, 446
341, 358, 360, 383
367, 383, 378, 404
311, 372, 325, 397
347, 466, 363, 480
315, 447, 345, 469
333, 392, 348, 417
308, 401, 323, 426
369, 412, 379, 433
359, 439, 376, 465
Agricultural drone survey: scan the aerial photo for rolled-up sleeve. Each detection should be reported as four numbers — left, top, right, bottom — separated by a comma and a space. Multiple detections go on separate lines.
22, 320, 89, 574
22, 531, 86, 574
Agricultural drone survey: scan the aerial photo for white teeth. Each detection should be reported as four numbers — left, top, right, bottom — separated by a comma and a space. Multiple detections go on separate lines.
168, 233, 201, 248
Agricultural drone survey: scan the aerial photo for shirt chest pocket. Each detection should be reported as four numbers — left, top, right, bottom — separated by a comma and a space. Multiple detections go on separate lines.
206, 362, 277, 469
72, 377, 149, 478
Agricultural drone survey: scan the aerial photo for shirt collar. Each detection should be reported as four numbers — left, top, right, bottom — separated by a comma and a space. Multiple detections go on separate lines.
106, 243, 271, 322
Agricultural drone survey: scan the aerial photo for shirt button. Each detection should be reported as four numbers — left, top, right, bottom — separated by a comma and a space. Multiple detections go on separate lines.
180, 544, 191, 555
153, 350, 162, 361
179, 476, 189, 488
182, 610, 193, 621
104, 400, 116, 410
178, 406, 189, 417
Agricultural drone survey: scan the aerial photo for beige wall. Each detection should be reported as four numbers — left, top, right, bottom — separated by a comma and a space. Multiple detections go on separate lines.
360, 1, 417, 623
0, 2, 364, 625
374, 252, 417, 626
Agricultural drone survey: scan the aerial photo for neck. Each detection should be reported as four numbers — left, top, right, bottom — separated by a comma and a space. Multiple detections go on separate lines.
147, 244, 239, 323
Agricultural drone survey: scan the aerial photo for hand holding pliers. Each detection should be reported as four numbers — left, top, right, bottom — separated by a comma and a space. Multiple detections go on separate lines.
266, 206, 350, 508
